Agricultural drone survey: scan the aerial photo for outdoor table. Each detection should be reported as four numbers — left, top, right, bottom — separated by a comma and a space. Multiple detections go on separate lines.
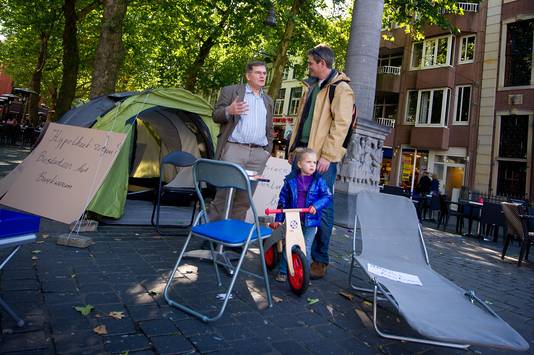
459, 200, 483, 238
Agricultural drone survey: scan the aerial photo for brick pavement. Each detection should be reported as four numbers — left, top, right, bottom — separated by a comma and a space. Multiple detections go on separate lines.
0, 145, 533, 354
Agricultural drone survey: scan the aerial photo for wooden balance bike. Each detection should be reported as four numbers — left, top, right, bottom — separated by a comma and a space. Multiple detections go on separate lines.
264, 207, 311, 296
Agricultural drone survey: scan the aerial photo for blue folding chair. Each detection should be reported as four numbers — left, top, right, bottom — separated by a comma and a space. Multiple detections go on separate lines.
163, 159, 273, 322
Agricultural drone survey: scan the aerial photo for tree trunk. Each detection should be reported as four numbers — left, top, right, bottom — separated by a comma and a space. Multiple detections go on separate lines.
89, 0, 127, 99
184, 36, 216, 92
183, 8, 232, 92
267, 0, 304, 100
345, 0, 384, 121
27, 32, 50, 127
55, 0, 79, 119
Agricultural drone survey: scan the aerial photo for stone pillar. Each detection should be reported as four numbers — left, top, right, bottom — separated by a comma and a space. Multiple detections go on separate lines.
334, 119, 390, 228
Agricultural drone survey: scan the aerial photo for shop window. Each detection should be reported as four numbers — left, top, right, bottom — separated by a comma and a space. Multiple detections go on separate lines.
454, 85, 471, 124
416, 88, 450, 126
288, 87, 302, 115
274, 88, 286, 116
459, 35, 475, 64
504, 19, 534, 87
410, 35, 452, 70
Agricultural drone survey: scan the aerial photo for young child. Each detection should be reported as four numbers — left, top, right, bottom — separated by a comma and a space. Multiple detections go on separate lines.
271, 148, 332, 282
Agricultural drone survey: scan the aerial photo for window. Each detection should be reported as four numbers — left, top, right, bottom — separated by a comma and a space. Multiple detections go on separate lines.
405, 90, 418, 124
496, 115, 529, 197
266, 69, 273, 85
374, 95, 398, 120
406, 88, 450, 126
416, 88, 449, 126
283, 67, 290, 81
274, 88, 286, 116
454, 85, 471, 124
378, 55, 403, 67
459, 35, 475, 64
288, 87, 302, 115
410, 35, 453, 69
504, 19, 534, 87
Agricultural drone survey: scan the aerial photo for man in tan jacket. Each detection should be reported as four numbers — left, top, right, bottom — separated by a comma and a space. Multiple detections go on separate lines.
288, 44, 354, 279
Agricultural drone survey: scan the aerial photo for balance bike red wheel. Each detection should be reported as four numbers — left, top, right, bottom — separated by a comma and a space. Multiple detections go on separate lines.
264, 243, 279, 271
287, 248, 310, 296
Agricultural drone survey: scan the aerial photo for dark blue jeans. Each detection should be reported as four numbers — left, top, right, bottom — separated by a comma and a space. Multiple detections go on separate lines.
291, 160, 337, 265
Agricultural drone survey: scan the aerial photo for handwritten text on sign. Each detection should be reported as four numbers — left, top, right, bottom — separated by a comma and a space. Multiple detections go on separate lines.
0, 123, 126, 224
246, 157, 291, 223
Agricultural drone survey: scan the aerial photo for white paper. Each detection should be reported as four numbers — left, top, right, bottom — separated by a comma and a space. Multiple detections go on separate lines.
367, 263, 422, 286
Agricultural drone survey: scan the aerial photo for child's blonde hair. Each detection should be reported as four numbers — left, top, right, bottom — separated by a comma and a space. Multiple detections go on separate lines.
294, 148, 316, 163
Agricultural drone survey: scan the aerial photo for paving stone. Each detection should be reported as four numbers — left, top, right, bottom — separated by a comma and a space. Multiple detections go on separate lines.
270, 339, 308, 354
188, 333, 230, 353
126, 304, 162, 322
228, 338, 275, 354
0, 330, 50, 353
103, 334, 151, 353
83, 291, 122, 305
139, 318, 179, 337
173, 318, 214, 336
150, 334, 195, 354
95, 317, 137, 335
53, 330, 103, 354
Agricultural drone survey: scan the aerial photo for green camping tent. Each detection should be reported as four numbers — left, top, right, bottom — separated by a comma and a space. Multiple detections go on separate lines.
84, 88, 218, 219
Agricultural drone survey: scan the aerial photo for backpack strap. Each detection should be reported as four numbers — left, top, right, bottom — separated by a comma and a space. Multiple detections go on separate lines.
328, 79, 350, 105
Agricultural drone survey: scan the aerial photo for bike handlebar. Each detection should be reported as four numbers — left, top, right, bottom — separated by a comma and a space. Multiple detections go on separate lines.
264, 207, 312, 215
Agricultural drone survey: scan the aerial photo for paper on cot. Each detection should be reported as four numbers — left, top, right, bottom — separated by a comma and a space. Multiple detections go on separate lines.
367, 263, 423, 286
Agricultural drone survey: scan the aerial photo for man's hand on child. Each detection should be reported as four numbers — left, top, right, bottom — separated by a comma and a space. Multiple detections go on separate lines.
269, 222, 282, 229
309, 206, 317, 215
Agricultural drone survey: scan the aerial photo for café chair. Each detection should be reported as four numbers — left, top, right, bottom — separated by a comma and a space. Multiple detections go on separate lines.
501, 202, 534, 267
151, 151, 198, 234
164, 159, 273, 322
480, 202, 505, 242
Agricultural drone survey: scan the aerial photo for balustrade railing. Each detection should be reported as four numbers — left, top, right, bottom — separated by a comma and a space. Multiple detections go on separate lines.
377, 65, 401, 76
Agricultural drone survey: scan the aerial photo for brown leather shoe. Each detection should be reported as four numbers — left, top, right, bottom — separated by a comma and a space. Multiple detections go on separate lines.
310, 261, 327, 280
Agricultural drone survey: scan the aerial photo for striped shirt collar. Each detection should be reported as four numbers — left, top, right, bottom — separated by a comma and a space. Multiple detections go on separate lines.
245, 84, 263, 96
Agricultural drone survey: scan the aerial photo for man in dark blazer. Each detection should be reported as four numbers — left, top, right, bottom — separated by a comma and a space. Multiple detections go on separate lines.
210, 61, 274, 221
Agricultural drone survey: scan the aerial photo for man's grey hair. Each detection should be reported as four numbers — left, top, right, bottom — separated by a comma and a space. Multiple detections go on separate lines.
307, 44, 335, 69
246, 60, 267, 72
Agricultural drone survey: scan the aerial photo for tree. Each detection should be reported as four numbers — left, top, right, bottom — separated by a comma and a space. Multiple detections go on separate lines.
89, 0, 127, 98
55, 0, 100, 119
0, 0, 63, 125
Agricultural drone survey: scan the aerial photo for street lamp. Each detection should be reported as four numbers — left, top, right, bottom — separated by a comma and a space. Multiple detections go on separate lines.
265, 0, 276, 27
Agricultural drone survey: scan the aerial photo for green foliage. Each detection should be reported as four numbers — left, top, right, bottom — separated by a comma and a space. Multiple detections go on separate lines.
0, 0, 467, 108
382, 0, 464, 41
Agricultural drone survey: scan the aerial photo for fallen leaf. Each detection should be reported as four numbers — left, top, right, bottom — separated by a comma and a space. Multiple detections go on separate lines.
485, 300, 493, 305
272, 295, 283, 303
109, 311, 125, 320
148, 290, 159, 296
307, 298, 319, 305
363, 300, 372, 306
74, 304, 94, 316
36, 240, 45, 244
339, 291, 353, 301
42, 234, 49, 239
93, 325, 108, 335
31, 256, 38, 260
326, 304, 335, 320
32, 250, 42, 254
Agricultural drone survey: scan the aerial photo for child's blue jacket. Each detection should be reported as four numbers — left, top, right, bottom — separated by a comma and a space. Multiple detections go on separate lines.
275, 170, 332, 227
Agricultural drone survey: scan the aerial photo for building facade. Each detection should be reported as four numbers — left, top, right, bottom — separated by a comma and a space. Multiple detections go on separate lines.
474, 0, 534, 199
377, 2, 487, 198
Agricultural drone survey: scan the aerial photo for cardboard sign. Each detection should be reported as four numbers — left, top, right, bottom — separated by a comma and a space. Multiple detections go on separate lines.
0, 123, 126, 224
246, 157, 291, 223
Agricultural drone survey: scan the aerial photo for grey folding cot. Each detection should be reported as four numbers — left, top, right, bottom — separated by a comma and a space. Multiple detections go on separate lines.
348, 191, 529, 351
